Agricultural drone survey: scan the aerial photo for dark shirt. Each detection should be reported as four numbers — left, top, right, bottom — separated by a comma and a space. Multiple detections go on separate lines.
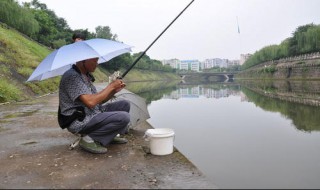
59, 68, 101, 134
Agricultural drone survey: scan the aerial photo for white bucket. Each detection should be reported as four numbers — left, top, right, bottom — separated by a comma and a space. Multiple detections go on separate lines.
144, 128, 175, 156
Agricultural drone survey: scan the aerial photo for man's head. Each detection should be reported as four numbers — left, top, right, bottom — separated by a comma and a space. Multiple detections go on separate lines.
77, 57, 99, 73
72, 32, 85, 42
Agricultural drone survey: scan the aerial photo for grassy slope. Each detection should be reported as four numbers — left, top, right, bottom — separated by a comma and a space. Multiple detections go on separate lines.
0, 24, 179, 103
0, 24, 59, 102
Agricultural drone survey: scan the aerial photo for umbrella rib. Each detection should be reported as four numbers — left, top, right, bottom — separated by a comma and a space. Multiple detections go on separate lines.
27, 39, 132, 81
82, 42, 108, 63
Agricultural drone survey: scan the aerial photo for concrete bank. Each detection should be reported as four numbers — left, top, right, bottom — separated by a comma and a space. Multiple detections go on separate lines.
237, 57, 320, 80
0, 93, 217, 189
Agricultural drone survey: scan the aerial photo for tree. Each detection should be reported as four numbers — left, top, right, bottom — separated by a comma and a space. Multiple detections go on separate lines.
95, 26, 117, 40
289, 23, 315, 55
242, 23, 320, 70
24, 0, 72, 48
0, 0, 39, 36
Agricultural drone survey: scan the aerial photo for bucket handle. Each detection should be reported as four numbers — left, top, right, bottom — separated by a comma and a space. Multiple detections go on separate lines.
143, 134, 175, 141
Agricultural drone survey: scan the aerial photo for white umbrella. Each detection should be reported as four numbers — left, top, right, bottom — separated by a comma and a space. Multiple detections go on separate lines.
114, 89, 150, 127
95, 83, 150, 128
105, 71, 151, 127
27, 38, 133, 81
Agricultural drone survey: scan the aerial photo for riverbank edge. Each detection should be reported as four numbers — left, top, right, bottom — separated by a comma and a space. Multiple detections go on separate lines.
236, 58, 320, 80
0, 91, 217, 189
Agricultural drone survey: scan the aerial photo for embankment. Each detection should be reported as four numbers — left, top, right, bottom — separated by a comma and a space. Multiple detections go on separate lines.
237, 54, 320, 80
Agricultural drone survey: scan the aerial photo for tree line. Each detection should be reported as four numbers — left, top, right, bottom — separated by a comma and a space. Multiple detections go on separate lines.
242, 23, 320, 70
0, 0, 175, 73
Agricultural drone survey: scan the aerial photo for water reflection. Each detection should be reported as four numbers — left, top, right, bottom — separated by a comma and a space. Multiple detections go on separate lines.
239, 80, 320, 132
126, 81, 178, 104
129, 80, 320, 132
163, 84, 241, 99
141, 80, 320, 189
239, 80, 320, 107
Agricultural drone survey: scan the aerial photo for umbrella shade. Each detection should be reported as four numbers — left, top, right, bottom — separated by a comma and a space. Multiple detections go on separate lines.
27, 38, 133, 82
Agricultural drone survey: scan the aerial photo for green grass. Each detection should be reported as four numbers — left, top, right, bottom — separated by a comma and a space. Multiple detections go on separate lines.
0, 25, 180, 103
0, 25, 57, 102
0, 79, 21, 102
0, 64, 10, 75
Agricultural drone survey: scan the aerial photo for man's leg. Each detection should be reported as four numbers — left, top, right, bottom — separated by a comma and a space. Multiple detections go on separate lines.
81, 111, 130, 146
102, 99, 130, 113
102, 99, 131, 133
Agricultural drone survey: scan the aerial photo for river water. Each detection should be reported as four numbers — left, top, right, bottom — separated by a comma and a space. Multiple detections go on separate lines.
126, 79, 320, 189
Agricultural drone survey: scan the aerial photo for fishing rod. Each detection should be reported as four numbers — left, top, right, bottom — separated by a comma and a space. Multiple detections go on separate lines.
120, 0, 195, 79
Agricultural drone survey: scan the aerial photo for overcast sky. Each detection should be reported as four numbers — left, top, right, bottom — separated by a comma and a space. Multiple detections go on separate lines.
19, 0, 320, 61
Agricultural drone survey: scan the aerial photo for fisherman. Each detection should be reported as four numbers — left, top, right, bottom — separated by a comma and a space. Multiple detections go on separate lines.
57, 33, 130, 154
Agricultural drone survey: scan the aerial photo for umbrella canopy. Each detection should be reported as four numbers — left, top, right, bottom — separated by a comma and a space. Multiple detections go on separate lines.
114, 89, 150, 127
27, 38, 133, 82
96, 82, 150, 128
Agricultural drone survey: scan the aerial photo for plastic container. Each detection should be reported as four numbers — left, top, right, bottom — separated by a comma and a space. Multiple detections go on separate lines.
144, 128, 175, 156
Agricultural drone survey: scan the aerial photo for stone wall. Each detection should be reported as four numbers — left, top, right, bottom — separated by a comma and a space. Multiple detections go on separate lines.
237, 53, 320, 80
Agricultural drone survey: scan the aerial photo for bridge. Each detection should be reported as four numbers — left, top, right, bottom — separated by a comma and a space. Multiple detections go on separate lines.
178, 72, 238, 81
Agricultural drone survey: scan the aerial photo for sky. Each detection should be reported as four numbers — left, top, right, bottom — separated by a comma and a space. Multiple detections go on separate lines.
18, 0, 320, 61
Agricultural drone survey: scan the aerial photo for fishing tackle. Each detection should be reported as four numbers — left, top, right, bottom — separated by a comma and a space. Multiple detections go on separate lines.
120, 0, 195, 79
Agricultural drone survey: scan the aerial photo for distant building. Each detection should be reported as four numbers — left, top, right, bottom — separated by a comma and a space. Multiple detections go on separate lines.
180, 60, 200, 72
221, 59, 228, 68
227, 59, 240, 67
240, 53, 252, 65
203, 58, 220, 69
202, 58, 229, 68
162, 57, 241, 71
179, 61, 189, 70
161, 59, 180, 69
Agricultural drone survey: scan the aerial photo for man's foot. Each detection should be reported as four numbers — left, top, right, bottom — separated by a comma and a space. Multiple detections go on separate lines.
79, 138, 108, 154
110, 136, 128, 144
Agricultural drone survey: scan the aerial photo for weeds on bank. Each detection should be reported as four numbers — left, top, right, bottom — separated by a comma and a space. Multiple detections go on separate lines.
0, 79, 21, 102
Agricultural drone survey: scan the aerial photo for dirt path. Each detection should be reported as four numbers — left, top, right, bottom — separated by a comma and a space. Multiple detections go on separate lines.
0, 93, 217, 189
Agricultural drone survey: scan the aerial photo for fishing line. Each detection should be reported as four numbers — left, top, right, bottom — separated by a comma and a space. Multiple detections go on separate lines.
120, 0, 195, 79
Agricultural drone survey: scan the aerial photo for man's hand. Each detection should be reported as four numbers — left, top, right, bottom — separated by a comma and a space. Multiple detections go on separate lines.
79, 79, 125, 109
110, 79, 126, 93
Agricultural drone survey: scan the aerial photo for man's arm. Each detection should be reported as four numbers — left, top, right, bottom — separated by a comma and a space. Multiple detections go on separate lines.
79, 79, 125, 109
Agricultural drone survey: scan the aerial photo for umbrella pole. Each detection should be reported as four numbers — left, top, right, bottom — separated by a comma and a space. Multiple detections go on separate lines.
120, 0, 195, 79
